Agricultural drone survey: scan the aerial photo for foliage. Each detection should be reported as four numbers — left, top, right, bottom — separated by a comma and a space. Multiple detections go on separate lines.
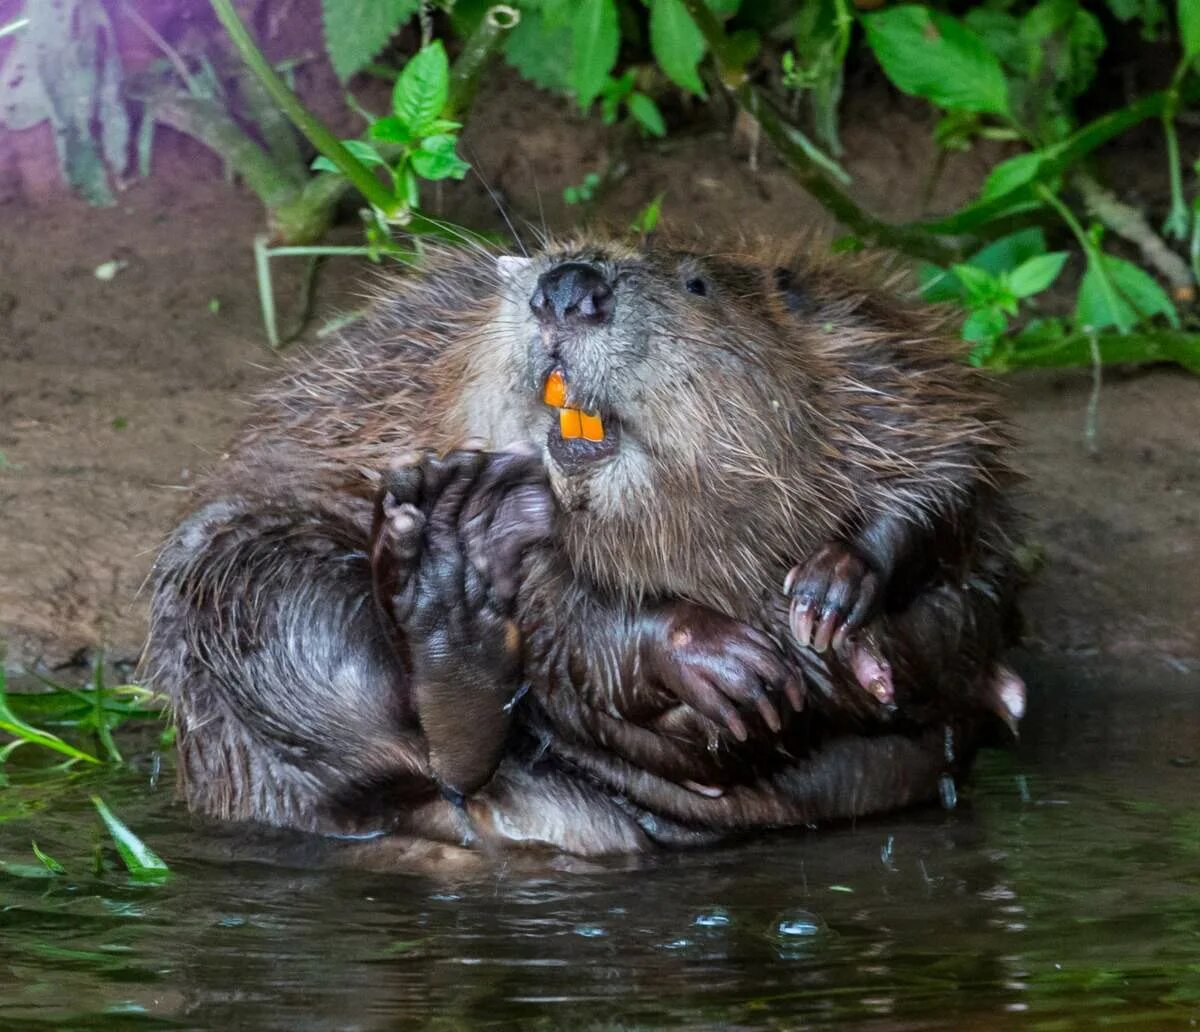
852, 0, 1199, 370
4, 0, 1197, 369
0, 657, 167, 768
322, 0, 423, 81
312, 40, 470, 220
0, 658, 171, 882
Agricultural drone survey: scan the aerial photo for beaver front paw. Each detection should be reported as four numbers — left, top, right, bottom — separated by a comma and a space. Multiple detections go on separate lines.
785, 541, 881, 653
372, 446, 555, 666
641, 602, 803, 743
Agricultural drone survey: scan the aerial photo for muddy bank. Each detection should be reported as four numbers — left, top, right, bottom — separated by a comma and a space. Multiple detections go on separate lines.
0, 75, 1196, 677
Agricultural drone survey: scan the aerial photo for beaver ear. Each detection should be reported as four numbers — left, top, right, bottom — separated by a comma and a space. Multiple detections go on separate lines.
773, 267, 815, 315
496, 255, 533, 280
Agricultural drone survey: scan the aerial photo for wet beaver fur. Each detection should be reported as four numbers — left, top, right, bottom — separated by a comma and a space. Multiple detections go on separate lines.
144, 235, 1024, 856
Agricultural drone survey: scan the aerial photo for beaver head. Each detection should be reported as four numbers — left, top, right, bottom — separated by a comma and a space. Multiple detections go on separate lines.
448, 236, 852, 611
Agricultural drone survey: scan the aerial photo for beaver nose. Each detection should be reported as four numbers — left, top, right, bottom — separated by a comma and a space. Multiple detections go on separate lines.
530, 263, 614, 326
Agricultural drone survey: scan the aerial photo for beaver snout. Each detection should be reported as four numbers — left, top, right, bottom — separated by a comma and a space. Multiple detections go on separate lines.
530, 262, 614, 326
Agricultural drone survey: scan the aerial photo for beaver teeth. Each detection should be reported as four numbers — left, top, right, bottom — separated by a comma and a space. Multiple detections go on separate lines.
544, 370, 605, 442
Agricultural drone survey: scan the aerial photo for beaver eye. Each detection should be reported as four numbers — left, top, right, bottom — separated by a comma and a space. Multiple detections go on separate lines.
684, 277, 708, 297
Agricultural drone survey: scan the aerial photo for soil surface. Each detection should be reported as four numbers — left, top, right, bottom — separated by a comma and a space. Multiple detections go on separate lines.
1, 74, 1197, 683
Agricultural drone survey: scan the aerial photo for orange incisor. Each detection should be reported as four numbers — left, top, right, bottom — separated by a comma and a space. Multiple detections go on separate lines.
544, 370, 604, 442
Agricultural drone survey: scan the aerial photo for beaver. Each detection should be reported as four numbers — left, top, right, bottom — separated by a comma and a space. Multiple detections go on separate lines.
144, 234, 1024, 855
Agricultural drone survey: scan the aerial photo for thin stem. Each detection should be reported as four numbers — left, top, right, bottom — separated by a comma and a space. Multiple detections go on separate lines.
253, 234, 280, 348
1037, 184, 1129, 335
1161, 60, 1191, 240
207, 0, 399, 216
1084, 328, 1102, 454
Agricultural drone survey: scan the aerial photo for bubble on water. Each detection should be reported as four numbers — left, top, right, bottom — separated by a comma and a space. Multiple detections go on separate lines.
574, 925, 607, 938
770, 909, 825, 944
692, 908, 731, 928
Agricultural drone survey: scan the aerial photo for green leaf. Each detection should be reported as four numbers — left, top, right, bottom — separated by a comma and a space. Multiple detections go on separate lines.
410, 135, 471, 181
31, 842, 65, 875
571, 0, 620, 108
863, 6, 1010, 115
952, 263, 1002, 303
1020, 0, 1105, 98
343, 139, 387, 166
393, 41, 451, 133
322, 0, 421, 81
601, 71, 635, 124
505, 10, 573, 92
980, 149, 1054, 201
1009, 252, 1070, 297
650, 0, 708, 97
963, 307, 1008, 344
918, 264, 962, 302
630, 192, 665, 234
1181, 0, 1200, 59
91, 796, 170, 883
311, 140, 387, 174
973, 228, 1050, 275
1076, 252, 1180, 332
965, 8, 1025, 70
627, 92, 667, 136
369, 115, 414, 144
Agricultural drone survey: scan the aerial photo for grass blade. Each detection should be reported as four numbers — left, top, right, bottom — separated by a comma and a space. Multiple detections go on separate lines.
91, 796, 170, 882
0, 667, 100, 765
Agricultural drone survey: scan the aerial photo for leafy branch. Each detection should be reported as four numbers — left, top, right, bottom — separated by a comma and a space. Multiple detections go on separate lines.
678, 0, 962, 265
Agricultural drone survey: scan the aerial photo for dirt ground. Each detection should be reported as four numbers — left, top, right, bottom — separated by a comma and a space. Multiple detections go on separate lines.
1, 75, 1197, 680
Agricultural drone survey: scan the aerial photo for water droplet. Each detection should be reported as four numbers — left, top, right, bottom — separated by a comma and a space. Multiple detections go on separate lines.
770, 909, 825, 943
693, 908, 731, 928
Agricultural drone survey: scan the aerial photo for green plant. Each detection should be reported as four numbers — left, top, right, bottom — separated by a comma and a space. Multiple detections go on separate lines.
311, 40, 470, 223
564, 170, 603, 205
0, 656, 167, 768
658, 0, 1200, 374
0, 657, 172, 881
922, 229, 1071, 365
203, 0, 517, 344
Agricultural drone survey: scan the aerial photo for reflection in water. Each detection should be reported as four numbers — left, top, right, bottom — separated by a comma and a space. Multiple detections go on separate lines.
1, 654, 1198, 1029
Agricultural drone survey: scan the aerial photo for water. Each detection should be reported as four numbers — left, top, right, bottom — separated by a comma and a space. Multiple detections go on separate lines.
2, 653, 1198, 1030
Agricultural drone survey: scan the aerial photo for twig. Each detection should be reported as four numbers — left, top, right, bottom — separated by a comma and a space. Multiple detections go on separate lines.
1072, 170, 1194, 298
